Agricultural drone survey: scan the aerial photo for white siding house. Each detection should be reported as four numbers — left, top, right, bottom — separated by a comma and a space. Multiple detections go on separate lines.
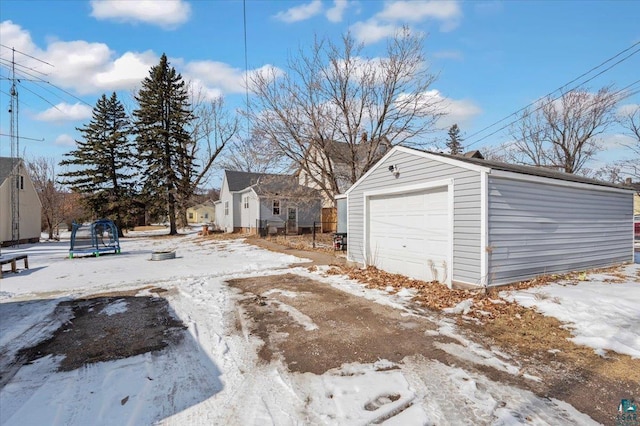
215, 170, 321, 234
345, 146, 634, 288
0, 157, 42, 246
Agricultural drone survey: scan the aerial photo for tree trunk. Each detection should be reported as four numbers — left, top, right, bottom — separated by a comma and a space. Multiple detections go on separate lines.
168, 190, 177, 235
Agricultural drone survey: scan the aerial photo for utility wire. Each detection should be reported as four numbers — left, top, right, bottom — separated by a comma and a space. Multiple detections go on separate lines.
0, 56, 49, 76
243, 0, 251, 139
464, 40, 640, 147
492, 79, 640, 154
465, 45, 640, 149
0, 60, 92, 107
16, 81, 63, 113
0, 44, 54, 67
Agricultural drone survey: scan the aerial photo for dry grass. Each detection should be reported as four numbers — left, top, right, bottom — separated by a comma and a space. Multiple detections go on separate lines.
327, 264, 640, 384
131, 225, 168, 231
266, 233, 336, 253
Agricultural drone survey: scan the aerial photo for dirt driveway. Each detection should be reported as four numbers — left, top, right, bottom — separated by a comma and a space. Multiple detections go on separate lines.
228, 272, 639, 425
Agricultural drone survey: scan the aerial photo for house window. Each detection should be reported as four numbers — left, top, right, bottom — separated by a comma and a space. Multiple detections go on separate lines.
224, 201, 229, 216
188, 212, 194, 219
16, 175, 24, 190
204, 213, 209, 219
244, 196, 249, 209
272, 200, 280, 215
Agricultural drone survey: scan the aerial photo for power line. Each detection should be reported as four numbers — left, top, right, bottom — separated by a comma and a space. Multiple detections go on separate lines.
0, 56, 49, 77
243, 0, 251, 139
463, 40, 640, 147
490, 79, 640, 154
0, 133, 44, 142
0, 44, 54, 67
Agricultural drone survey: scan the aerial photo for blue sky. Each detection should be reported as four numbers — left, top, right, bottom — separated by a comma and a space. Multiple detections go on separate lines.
1, 0, 639, 180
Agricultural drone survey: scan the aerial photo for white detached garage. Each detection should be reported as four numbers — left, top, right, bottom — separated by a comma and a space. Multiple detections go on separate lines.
345, 146, 634, 288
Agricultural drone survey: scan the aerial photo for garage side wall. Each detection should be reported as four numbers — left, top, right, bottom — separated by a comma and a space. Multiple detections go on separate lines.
347, 150, 482, 285
487, 176, 633, 286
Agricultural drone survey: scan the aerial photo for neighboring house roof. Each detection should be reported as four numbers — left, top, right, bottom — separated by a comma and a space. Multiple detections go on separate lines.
229, 170, 321, 199
425, 149, 632, 190
251, 175, 319, 198
225, 170, 289, 192
0, 157, 21, 184
188, 200, 216, 210
322, 138, 390, 165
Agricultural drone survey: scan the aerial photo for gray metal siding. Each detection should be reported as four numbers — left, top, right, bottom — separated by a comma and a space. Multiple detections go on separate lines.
347, 150, 482, 284
487, 176, 633, 286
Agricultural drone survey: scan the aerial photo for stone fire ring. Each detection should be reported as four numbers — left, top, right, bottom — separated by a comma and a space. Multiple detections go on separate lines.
151, 251, 176, 261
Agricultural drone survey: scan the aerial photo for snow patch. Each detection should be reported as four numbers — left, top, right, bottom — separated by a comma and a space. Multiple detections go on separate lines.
503, 276, 640, 358
99, 299, 128, 316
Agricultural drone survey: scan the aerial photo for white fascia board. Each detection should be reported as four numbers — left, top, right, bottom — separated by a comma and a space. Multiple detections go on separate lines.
393, 146, 491, 173
335, 193, 347, 200
489, 169, 635, 194
480, 170, 488, 288
362, 178, 453, 198
344, 146, 401, 196
345, 146, 490, 197
238, 186, 257, 196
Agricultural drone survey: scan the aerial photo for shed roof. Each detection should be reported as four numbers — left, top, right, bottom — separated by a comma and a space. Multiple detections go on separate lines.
424, 150, 632, 190
224, 170, 290, 192
0, 157, 21, 184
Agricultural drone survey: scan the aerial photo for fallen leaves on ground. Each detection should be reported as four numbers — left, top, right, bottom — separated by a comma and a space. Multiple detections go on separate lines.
326, 264, 627, 323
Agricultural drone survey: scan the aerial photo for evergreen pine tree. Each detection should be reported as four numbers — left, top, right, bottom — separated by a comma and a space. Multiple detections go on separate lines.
133, 53, 194, 235
446, 124, 464, 155
59, 92, 138, 236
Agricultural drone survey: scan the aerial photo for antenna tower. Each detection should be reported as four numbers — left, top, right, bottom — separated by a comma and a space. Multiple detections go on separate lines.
8, 47, 21, 246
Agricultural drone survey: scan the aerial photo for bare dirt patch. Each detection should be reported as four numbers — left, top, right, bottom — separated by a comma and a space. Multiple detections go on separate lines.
326, 264, 640, 424
229, 270, 639, 424
228, 273, 457, 375
15, 291, 186, 373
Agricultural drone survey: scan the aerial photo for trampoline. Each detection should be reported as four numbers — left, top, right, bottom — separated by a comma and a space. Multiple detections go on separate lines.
69, 219, 121, 258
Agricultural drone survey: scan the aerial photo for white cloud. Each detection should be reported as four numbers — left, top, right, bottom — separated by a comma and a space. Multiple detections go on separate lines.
0, 21, 262, 100
188, 79, 224, 101
377, 0, 461, 22
440, 97, 482, 128
54, 134, 76, 146
412, 90, 482, 128
36, 103, 93, 122
350, 20, 399, 45
90, 0, 191, 29
184, 61, 246, 93
326, 0, 348, 23
184, 61, 283, 95
351, 0, 462, 44
274, 0, 323, 23
599, 133, 636, 151
93, 51, 158, 91
617, 103, 639, 117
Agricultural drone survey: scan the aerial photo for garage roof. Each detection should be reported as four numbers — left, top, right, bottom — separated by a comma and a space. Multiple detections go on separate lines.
425, 150, 631, 190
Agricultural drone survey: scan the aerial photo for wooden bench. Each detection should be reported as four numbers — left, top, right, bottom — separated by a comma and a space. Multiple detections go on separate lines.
0, 254, 29, 278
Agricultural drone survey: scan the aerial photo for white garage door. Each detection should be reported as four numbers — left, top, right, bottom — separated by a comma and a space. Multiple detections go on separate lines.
367, 187, 450, 284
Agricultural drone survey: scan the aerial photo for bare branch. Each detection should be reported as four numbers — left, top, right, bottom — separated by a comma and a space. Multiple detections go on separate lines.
248, 27, 444, 204
508, 86, 621, 174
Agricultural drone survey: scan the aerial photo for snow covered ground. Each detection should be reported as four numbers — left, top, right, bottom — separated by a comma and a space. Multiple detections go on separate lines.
1, 231, 636, 425
503, 264, 640, 359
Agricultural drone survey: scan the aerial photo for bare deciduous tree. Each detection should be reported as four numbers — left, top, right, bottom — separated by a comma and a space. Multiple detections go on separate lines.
249, 27, 444, 204
617, 104, 640, 180
219, 128, 289, 173
175, 92, 239, 227
27, 157, 64, 240
507, 86, 621, 174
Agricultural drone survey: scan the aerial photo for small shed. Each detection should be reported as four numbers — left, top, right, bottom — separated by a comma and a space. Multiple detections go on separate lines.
345, 146, 634, 288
